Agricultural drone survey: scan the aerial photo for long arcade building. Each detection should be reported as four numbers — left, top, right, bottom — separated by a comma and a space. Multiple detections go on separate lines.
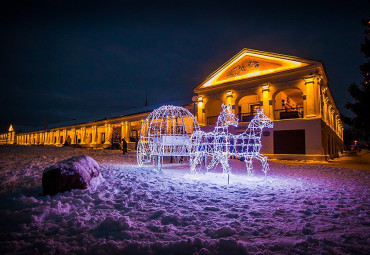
1, 49, 343, 160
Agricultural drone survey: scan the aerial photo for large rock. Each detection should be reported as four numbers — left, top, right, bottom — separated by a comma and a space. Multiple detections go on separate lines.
42, 155, 101, 195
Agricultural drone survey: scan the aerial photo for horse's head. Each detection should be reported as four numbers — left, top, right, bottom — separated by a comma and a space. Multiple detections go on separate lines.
254, 108, 274, 129
216, 104, 239, 128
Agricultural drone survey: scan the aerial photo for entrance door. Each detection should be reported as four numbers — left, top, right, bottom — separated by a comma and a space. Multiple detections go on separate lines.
273, 130, 305, 154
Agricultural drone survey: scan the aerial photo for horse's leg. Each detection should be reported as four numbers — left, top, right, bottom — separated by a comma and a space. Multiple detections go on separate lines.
206, 154, 219, 171
190, 147, 203, 173
245, 156, 253, 175
220, 155, 231, 175
257, 154, 269, 179
190, 154, 197, 173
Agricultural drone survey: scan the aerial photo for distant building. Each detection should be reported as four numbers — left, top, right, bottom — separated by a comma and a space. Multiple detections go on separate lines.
1, 49, 343, 159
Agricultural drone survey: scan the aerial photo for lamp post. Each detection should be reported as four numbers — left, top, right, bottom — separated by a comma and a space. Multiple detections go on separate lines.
192, 95, 198, 118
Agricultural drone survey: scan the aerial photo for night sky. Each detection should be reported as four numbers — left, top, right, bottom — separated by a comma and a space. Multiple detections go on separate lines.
1, 0, 369, 132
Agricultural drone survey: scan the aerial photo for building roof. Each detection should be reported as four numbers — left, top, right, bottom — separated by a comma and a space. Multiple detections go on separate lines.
16, 98, 192, 133
194, 48, 324, 93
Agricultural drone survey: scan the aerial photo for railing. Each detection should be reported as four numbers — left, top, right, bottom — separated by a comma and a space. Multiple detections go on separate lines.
237, 112, 255, 123
206, 112, 255, 125
274, 107, 303, 120
203, 107, 305, 125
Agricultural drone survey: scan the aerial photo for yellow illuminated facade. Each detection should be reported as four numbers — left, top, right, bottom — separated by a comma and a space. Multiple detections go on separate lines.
195, 48, 343, 160
1, 48, 343, 160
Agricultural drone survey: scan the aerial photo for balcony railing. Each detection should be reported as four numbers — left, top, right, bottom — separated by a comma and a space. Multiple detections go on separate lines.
206, 112, 255, 125
274, 107, 303, 120
237, 112, 255, 123
206, 108, 304, 125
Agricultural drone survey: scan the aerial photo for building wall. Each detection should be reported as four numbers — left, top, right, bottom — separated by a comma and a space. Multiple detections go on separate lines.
261, 118, 323, 160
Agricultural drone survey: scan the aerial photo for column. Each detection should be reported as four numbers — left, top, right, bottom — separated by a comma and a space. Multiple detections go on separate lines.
71, 128, 76, 144
226, 91, 232, 105
121, 122, 125, 142
323, 97, 328, 123
55, 131, 58, 144
104, 124, 111, 144
304, 76, 317, 118
197, 96, 206, 126
127, 122, 131, 141
91, 126, 97, 144
81, 127, 86, 144
329, 107, 334, 128
261, 84, 271, 119
62, 130, 66, 144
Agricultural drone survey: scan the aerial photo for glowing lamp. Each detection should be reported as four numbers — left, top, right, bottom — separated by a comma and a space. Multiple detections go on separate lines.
261, 84, 269, 91
198, 96, 203, 107
304, 76, 315, 84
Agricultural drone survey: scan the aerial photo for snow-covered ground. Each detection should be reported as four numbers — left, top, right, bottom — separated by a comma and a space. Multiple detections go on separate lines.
0, 145, 369, 254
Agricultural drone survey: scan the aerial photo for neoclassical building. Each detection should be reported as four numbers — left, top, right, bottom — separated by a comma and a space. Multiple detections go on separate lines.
1, 49, 343, 159
195, 49, 343, 159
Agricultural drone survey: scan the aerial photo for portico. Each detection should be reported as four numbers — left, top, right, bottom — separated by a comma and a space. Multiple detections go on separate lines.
194, 49, 343, 159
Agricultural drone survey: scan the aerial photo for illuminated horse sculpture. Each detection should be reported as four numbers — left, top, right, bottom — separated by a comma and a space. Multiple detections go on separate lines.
190, 104, 238, 174
231, 108, 274, 177
190, 104, 273, 178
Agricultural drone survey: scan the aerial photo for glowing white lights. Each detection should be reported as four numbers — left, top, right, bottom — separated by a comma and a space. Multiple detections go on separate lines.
137, 105, 200, 171
137, 104, 273, 178
190, 104, 273, 178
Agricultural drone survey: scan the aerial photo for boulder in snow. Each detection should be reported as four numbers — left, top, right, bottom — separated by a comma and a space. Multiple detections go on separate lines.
42, 155, 101, 195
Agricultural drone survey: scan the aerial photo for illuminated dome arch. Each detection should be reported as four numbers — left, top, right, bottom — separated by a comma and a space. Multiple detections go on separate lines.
137, 105, 200, 170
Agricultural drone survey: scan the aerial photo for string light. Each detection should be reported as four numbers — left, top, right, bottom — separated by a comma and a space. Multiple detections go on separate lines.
137, 105, 200, 171
190, 104, 273, 178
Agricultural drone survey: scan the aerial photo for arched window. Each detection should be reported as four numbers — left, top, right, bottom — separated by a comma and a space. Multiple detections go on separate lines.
274, 88, 303, 120
237, 94, 260, 122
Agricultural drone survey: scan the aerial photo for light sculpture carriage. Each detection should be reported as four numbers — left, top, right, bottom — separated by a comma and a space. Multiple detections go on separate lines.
137, 105, 200, 171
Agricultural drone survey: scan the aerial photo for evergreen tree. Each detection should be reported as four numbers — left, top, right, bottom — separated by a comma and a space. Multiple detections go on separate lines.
344, 19, 370, 143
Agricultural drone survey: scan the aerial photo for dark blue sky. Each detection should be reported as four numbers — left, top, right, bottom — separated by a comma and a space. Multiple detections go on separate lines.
1, 0, 369, 132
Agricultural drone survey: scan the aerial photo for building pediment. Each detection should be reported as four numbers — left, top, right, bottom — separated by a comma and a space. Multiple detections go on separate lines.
195, 49, 320, 91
